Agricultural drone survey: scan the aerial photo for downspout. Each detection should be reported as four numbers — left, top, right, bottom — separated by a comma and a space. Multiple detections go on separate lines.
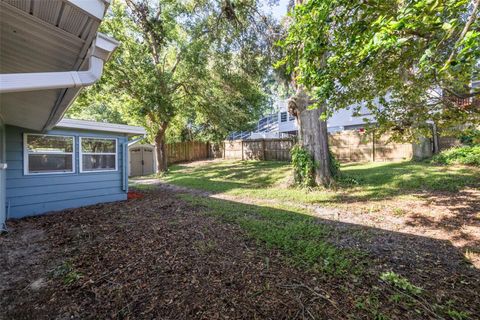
0, 33, 118, 94
0, 53, 106, 94
0, 163, 6, 233
122, 142, 128, 192
0, 113, 6, 232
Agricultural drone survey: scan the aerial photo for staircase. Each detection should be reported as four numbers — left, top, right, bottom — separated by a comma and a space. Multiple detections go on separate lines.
228, 113, 279, 140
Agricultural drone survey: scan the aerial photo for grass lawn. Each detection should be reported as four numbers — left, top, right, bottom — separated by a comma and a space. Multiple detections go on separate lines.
148, 159, 480, 268
157, 160, 480, 208
5, 187, 478, 319
3, 160, 479, 319
130, 160, 480, 318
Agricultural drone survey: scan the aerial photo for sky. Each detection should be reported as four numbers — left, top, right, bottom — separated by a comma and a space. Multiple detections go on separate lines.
261, 0, 290, 20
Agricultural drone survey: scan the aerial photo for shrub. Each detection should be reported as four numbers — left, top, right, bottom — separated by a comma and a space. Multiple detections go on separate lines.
458, 129, 480, 146
329, 150, 340, 178
291, 144, 343, 187
431, 145, 480, 166
290, 144, 316, 187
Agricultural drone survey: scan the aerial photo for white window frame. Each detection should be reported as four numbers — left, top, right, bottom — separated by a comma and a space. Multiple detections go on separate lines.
280, 112, 288, 123
23, 133, 75, 175
79, 137, 118, 173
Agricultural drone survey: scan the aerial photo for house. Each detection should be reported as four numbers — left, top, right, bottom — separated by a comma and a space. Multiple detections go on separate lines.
4, 119, 144, 220
232, 100, 376, 140
0, 0, 145, 229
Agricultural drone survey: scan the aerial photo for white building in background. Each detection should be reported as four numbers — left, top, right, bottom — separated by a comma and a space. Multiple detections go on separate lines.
232, 100, 376, 140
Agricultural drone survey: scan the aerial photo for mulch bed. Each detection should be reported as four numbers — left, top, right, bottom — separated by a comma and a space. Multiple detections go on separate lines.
1, 188, 479, 319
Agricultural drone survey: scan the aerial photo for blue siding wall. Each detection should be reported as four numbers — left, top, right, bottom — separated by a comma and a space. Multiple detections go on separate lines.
5, 125, 129, 219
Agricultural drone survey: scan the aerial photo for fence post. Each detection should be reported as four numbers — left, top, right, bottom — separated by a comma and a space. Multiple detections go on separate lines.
262, 139, 266, 160
223, 141, 226, 159
241, 140, 244, 160
372, 131, 376, 162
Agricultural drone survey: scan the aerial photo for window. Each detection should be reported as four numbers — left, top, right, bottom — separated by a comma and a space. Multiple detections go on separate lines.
80, 137, 117, 172
24, 134, 74, 175
280, 112, 287, 122
289, 114, 295, 121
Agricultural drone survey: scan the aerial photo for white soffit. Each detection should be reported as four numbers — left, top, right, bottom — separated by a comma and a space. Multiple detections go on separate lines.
0, 89, 63, 131
0, 0, 102, 73
0, 0, 113, 131
2, 0, 105, 38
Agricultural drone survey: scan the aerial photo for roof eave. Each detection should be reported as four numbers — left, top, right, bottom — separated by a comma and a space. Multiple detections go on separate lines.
42, 33, 120, 131
56, 118, 146, 136
66, 0, 110, 20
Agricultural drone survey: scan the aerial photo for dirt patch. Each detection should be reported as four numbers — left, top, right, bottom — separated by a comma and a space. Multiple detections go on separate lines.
1, 190, 350, 319
321, 188, 480, 267
176, 159, 225, 168
1, 188, 479, 319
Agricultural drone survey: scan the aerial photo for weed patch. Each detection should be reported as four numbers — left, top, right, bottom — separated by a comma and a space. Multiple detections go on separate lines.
380, 271, 422, 295
51, 261, 82, 285
180, 194, 358, 276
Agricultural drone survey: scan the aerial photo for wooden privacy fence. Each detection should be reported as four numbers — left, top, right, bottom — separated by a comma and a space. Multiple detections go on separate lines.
165, 131, 419, 164
223, 139, 295, 161
166, 141, 210, 164
222, 132, 414, 163
329, 131, 413, 162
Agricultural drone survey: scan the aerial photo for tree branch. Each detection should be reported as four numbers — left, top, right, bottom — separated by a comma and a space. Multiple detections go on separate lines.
444, 0, 480, 68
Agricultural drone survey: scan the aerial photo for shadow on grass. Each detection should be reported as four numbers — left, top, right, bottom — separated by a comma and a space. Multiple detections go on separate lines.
166, 160, 479, 204
166, 160, 291, 190
177, 193, 480, 318
340, 161, 479, 194
3, 186, 479, 319
138, 160, 480, 254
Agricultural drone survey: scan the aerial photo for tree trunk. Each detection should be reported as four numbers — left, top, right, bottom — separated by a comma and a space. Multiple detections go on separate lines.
154, 122, 169, 173
288, 87, 333, 186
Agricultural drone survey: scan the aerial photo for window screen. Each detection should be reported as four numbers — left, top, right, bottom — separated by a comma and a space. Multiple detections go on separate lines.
80, 138, 117, 172
25, 134, 74, 174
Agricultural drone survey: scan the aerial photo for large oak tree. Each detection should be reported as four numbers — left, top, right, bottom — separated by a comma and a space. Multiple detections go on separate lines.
279, 0, 480, 140
71, 0, 276, 172
277, 0, 479, 185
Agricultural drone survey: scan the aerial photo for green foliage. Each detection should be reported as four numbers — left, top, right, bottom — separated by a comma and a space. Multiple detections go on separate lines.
277, 0, 480, 141
380, 271, 423, 295
445, 309, 470, 320
355, 292, 390, 320
329, 149, 340, 178
290, 144, 316, 187
67, 89, 132, 125
432, 145, 480, 166
70, 0, 276, 143
290, 144, 343, 187
458, 128, 480, 146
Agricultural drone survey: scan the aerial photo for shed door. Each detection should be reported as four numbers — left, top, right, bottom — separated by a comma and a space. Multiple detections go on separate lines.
130, 148, 143, 177
130, 147, 155, 177
142, 148, 154, 176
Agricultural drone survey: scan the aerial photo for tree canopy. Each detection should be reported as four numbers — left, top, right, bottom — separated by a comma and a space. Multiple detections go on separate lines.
69, 0, 277, 144
277, 0, 480, 141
